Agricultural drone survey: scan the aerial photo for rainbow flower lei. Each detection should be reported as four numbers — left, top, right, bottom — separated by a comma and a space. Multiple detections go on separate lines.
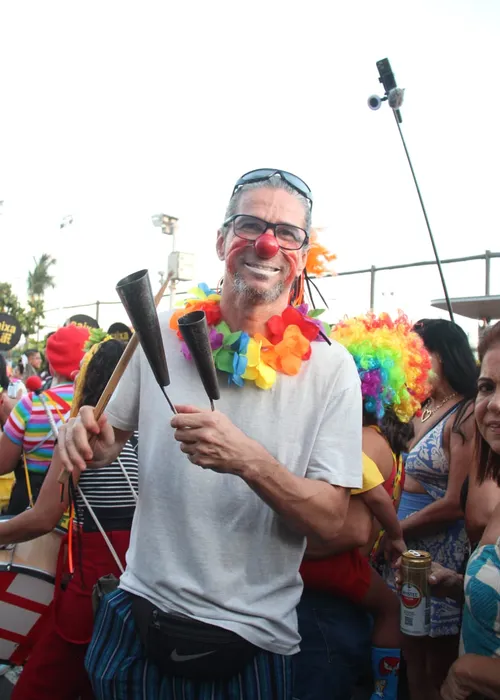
170, 284, 331, 390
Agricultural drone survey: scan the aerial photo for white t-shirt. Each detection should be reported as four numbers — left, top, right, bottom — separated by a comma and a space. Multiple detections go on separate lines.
106, 310, 362, 655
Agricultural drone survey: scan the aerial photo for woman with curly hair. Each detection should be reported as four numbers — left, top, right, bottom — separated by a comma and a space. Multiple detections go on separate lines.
295, 311, 431, 700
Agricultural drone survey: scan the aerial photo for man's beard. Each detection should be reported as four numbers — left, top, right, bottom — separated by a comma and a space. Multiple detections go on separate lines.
232, 270, 286, 305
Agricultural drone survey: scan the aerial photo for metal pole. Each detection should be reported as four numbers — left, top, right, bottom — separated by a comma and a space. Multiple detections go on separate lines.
170, 224, 176, 310
370, 266, 376, 310
393, 113, 454, 322
485, 249, 491, 296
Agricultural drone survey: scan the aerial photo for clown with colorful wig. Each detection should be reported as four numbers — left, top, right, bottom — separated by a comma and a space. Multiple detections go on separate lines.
296, 311, 431, 700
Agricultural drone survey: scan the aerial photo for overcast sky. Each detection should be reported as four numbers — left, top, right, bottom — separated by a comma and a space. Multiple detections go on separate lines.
1, 0, 498, 341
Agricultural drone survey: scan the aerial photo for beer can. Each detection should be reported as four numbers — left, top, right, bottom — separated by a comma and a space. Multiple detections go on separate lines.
400, 550, 431, 636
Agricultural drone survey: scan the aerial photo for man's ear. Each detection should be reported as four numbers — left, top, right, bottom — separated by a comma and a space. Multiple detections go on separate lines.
296, 247, 308, 277
216, 229, 225, 261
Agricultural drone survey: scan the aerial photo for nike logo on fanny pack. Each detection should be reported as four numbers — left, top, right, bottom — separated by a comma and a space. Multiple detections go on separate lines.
170, 649, 217, 663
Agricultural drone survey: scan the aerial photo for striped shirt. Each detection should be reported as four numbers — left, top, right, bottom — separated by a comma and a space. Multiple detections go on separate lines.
3, 384, 74, 474
76, 433, 139, 521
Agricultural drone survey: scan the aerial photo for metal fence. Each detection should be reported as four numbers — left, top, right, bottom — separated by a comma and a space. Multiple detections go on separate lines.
332, 249, 499, 310
43, 250, 500, 331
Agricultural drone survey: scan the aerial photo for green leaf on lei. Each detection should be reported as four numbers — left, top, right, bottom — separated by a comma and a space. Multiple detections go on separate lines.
215, 348, 235, 374
308, 308, 326, 318
225, 331, 242, 347
216, 321, 231, 336
215, 321, 241, 348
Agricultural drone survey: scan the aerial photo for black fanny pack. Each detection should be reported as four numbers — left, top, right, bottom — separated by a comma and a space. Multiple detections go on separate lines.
131, 594, 259, 681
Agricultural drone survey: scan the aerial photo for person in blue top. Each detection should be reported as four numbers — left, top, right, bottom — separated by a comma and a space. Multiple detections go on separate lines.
394, 319, 478, 700
396, 320, 500, 700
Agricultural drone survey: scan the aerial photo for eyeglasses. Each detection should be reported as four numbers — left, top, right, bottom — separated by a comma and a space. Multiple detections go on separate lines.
224, 214, 309, 251
232, 169, 313, 205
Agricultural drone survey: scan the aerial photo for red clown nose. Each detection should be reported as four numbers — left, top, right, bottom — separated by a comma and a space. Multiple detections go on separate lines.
254, 234, 280, 259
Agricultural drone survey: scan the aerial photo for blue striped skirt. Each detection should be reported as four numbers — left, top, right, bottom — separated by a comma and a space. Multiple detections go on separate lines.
85, 588, 293, 700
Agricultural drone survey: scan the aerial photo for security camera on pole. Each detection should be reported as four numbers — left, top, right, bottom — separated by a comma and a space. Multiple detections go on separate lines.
151, 214, 195, 309
367, 57, 454, 322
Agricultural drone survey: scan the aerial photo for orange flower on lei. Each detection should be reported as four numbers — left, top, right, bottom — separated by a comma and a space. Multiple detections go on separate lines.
254, 325, 311, 376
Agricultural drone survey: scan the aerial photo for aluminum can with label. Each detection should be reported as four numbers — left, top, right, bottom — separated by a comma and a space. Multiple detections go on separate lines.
400, 550, 431, 636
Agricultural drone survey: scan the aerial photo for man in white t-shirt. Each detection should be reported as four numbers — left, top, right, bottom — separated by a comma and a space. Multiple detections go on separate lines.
58, 168, 363, 700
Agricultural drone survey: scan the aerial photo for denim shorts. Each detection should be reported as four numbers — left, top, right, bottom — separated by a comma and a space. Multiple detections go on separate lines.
293, 588, 371, 700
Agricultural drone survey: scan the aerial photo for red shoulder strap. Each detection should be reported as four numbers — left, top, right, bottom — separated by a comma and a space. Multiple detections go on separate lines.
44, 389, 72, 415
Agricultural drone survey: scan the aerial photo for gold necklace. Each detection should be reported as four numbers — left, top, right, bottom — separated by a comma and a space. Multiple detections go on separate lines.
421, 393, 457, 422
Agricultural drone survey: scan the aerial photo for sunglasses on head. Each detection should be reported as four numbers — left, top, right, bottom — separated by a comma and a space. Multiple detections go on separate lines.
232, 169, 313, 205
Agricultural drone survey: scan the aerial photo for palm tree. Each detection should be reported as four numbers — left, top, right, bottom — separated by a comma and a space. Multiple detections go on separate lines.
27, 254, 57, 341
27, 254, 57, 299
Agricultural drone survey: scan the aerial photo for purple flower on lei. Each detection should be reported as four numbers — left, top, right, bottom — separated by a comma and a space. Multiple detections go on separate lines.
209, 327, 224, 351
181, 327, 223, 360
180, 343, 192, 360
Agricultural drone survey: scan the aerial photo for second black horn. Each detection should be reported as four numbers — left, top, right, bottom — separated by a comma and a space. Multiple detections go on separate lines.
178, 310, 220, 409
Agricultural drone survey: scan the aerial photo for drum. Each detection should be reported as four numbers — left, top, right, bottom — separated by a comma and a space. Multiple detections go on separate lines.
0, 516, 64, 665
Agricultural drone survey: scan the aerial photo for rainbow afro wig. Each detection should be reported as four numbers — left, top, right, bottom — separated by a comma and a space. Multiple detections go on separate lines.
331, 312, 432, 423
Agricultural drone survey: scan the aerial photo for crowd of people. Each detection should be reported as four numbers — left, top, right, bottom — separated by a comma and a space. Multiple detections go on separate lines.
0, 168, 499, 700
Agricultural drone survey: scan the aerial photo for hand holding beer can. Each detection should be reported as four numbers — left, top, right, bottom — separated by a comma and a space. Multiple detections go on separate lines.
400, 550, 431, 636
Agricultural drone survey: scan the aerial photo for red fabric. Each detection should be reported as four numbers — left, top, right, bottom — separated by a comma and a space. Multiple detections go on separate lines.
12, 529, 131, 700
11, 625, 94, 700
54, 529, 130, 644
46, 325, 89, 380
300, 549, 372, 604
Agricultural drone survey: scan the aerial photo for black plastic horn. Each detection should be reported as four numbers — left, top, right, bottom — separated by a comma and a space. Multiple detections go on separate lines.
116, 269, 170, 390
178, 310, 220, 409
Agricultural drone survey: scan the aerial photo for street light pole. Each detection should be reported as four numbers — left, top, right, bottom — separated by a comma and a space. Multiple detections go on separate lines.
169, 222, 177, 309
152, 214, 179, 309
